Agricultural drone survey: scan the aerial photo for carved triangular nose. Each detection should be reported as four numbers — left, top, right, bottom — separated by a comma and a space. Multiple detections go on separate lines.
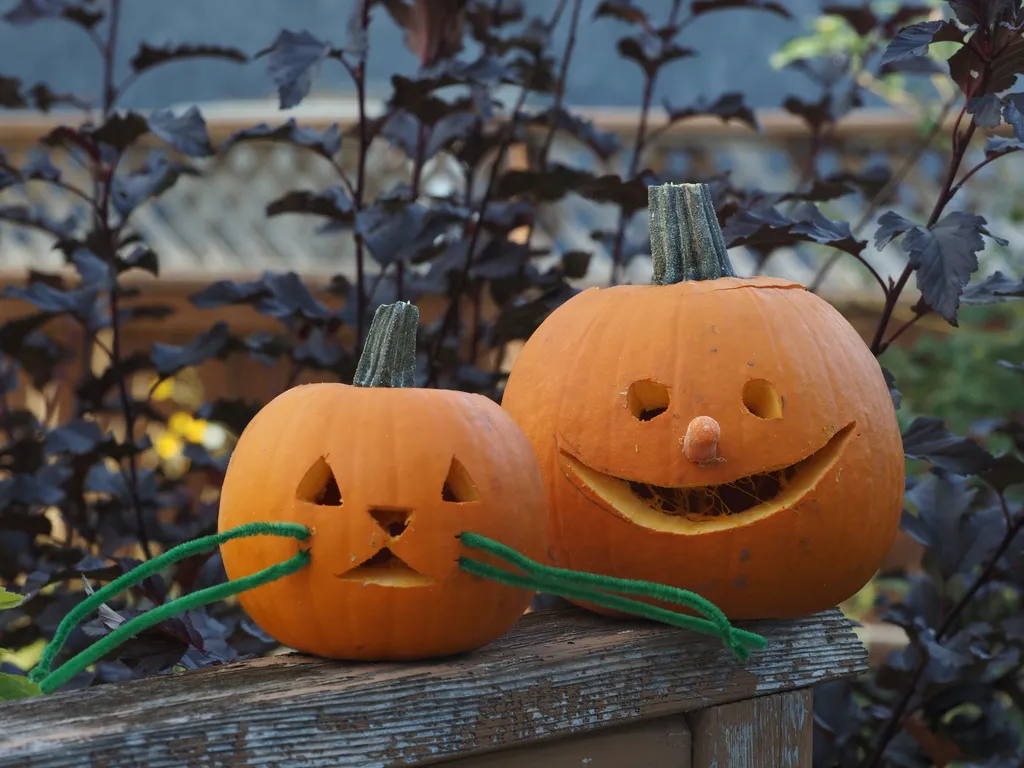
369, 507, 412, 538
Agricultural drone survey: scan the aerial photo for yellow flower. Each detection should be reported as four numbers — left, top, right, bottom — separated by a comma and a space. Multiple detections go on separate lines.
151, 378, 175, 401
157, 432, 184, 460
184, 418, 209, 444
167, 411, 192, 435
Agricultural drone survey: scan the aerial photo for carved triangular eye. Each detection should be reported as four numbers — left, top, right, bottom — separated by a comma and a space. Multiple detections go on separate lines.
297, 457, 343, 506
441, 457, 479, 503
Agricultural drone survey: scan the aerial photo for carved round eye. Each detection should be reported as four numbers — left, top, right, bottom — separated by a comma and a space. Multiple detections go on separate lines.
627, 379, 670, 421
743, 378, 783, 419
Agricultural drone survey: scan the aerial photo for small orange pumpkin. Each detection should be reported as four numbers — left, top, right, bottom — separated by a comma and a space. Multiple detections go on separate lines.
219, 301, 547, 660
501, 182, 904, 620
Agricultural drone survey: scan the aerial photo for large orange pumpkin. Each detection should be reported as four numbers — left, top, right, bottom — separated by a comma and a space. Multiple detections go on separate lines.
219, 301, 547, 660
501, 182, 904, 619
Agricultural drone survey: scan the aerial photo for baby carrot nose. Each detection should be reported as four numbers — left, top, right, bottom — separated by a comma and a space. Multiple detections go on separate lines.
683, 416, 721, 463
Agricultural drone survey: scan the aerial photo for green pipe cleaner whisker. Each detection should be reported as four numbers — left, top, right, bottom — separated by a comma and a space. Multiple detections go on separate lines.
457, 532, 767, 660
458, 557, 764, 660
30, 521, 310, 693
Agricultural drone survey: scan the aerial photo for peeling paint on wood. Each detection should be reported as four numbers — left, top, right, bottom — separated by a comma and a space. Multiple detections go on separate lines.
0, 607, 865, 768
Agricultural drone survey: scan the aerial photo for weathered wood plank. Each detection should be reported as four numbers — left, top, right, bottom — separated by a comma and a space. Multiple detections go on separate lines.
0, 607, 866, 768
444, 714, 692, 767
688, 689, 814, 768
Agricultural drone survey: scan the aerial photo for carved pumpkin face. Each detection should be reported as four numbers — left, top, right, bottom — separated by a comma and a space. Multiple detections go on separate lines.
219, 381, 547, 660
501, 183, 904, 620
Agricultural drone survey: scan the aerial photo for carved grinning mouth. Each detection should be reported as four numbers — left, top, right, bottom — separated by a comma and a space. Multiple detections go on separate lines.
335, 548, 435, 587
558, 422, 855, 532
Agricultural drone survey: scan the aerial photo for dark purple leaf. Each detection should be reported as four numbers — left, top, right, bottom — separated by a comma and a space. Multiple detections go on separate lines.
961, 271, 1024, 304
555, 250, 591, 280
692, 0, 790, 18
44, 420, 104, 457
0, 75, 28, 108
266, 186, 354, 223
903, 473, 1003, 580
0, 282, 98, 320
258, 29, 332, 110
194, 399, 261, 435
221, 119, 341, 160
880, 20, 965, 66
594, 0, 648, 25
71, 249, 115, 291
724, 202, 867, 258
981, 453, 1024, 492
147, 107, 214, 158
0, 465, 68, 508
901, 212, 1005, 325
86, 111, 149, 154
527, 107, 621, 159
292, 327, 344, 368
256, 272, 332, 321
111, 158, 198, 217
875, 210, 916, 250
0, 204, 78, 238
119, 247, 159, 278
3, 0, 102, 29
151, 322, 231, 376
1001, 93, 1024, 141
665, 92, 759, 132
967, 94, 1003, 128
882, 367, 902, 410
189, 278, 266, 309
902, 417, 995, 475
616, 34, 695, 77
130, 43, 247, 74
356, 199, 465, 267
20, 152, 61, 183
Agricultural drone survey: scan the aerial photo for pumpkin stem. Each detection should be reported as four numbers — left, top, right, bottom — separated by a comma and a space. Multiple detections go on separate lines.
354, 301, 419, 388
648, 182, 736, 284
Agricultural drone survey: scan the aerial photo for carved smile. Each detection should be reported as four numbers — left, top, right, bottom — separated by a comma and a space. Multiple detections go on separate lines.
335, 548, 435, 587
558, 423, 855, 532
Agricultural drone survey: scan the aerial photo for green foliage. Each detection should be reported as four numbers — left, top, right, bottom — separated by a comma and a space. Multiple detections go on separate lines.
0, 588, 41, 701
886, 302, 1024, 439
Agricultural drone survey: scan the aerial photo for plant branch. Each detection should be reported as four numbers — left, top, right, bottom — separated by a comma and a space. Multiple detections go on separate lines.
349, 2, 372, 363
426, 90, 528, 386
607, 0, 685, 286
868, 107, 980, 357
809, 95, 957, 295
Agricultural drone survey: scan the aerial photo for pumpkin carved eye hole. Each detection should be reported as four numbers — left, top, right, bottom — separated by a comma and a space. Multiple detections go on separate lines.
297, 457, 343, 506
442, 457, 479, 502
743, 379, 783, 420
627, 380, 670, 421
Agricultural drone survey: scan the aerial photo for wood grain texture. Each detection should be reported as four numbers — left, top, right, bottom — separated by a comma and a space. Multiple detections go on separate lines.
0, 607, 865, 768
688, 689, 814, 768
446, 714, 692, 767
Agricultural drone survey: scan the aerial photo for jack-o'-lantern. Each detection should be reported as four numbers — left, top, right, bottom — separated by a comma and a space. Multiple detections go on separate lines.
218, 301, 547, 660
501, 182, 904, 620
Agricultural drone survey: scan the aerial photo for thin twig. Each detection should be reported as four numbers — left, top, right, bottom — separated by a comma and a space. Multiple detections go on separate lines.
426, 88, 529, 386
607, 0, 685, 286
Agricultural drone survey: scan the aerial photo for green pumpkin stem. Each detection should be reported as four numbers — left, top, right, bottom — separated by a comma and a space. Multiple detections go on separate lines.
353, 301, 419, 388
648, 182, 736, 285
